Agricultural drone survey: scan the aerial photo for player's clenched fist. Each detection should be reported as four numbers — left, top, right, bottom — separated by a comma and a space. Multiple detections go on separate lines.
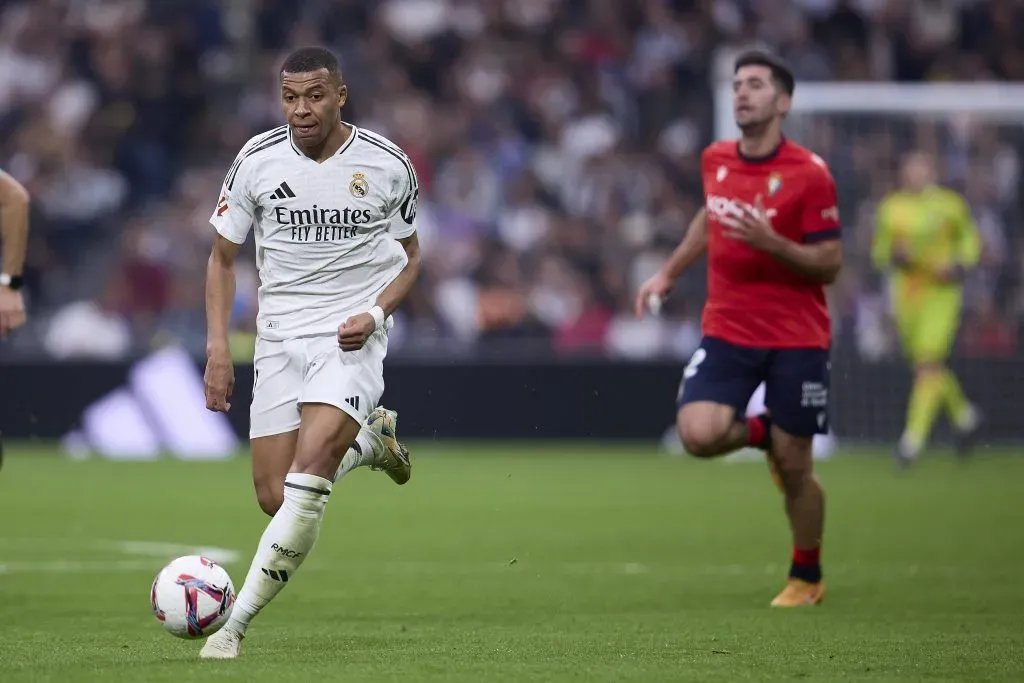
720, 194, 782, 253
204, 348, 235, 412
635, 270, 673, 319
338, 312, 375, 352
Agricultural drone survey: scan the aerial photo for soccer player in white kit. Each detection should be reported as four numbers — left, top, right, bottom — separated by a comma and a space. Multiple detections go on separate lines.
201, 47, 420, 659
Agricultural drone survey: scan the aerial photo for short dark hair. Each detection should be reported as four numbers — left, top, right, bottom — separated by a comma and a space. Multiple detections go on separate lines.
734, 50, 794, 96
280, 47, 342, 82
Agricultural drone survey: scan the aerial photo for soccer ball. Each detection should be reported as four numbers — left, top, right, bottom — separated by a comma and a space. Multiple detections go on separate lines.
150, 555, 235, 639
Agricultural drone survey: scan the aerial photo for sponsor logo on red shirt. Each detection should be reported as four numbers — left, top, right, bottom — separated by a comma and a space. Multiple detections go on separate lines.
700, 140, 840, 350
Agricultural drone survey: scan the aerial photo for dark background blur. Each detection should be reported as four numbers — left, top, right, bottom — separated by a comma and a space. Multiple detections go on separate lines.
1, 0, 1023, 444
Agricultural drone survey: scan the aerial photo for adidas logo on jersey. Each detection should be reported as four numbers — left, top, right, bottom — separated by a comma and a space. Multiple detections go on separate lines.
271, 181, 297, 199
269, 179, 375, 231
345, 396, 360, 411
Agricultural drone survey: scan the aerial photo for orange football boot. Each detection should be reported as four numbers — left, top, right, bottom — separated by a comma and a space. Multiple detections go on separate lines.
770, 578, 825, 607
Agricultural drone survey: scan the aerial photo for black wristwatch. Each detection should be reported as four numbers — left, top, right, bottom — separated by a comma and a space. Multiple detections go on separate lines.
0, 273, 24, 290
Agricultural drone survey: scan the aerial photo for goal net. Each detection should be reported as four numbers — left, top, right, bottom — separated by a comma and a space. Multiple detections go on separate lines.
713, 83, 1024, 445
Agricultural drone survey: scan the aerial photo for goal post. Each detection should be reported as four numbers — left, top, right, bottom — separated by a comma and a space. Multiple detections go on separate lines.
712, 82, 1024, 445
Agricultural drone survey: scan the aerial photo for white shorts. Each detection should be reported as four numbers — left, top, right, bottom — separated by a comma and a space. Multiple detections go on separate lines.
249, 331, 388, 439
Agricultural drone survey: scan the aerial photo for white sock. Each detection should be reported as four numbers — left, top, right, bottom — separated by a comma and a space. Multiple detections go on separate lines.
334, 428, 379, 481
224, 472, 332, 635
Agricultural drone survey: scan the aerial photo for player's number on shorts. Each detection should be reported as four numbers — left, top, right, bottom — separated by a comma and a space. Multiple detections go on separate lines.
684, 347, 707, 380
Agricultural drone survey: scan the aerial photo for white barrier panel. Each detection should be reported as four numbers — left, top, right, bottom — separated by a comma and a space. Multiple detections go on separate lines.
128, 346, 239, 460
65, 346, 238, 461
79, 388, 161, 460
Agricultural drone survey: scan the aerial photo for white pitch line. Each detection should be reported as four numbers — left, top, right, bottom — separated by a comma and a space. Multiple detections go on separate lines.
298, 561, 967, 579
113, 541, 240, 565
0, 538, 241, 575
0, 538, 972, 581
0, 560, 159, 575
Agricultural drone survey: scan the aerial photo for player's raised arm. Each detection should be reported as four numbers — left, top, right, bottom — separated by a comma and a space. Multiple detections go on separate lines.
374, 233, 421, 318
635, 208, 707, 318
725, 160, 843, 284
769, 228, 842, 284
341, 232, 421, 351
0, 169, 29, 338
783, 163, 843, 283
723, 196, 842, 285
375, 166, 421, 318
338, 159, 422, 351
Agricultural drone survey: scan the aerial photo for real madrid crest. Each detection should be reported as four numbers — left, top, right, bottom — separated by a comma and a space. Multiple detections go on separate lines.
767, 172, 783, 196
349, 172, 369, 198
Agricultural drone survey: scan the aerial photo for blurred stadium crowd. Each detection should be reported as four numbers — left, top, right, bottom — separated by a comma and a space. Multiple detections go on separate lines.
1, 0, 1022, 361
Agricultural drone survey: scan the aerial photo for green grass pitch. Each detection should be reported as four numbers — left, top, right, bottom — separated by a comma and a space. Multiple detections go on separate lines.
0, 443, 1022, 682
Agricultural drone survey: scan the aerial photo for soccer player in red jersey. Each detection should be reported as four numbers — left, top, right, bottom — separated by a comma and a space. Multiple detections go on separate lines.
636, 50, 842, 607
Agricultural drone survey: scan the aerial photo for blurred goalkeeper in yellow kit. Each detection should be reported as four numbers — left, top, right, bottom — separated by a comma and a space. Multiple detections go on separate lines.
873, 152, 981, 468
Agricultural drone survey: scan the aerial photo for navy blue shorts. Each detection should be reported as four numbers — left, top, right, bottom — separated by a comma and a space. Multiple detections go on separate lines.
676, 336, 831, 437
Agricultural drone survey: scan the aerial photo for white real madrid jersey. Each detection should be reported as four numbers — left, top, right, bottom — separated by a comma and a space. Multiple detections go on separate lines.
210, 124, 419, 341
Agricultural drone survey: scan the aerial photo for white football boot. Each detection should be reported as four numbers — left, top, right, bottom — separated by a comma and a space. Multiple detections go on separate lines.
200, 627, 244, 659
